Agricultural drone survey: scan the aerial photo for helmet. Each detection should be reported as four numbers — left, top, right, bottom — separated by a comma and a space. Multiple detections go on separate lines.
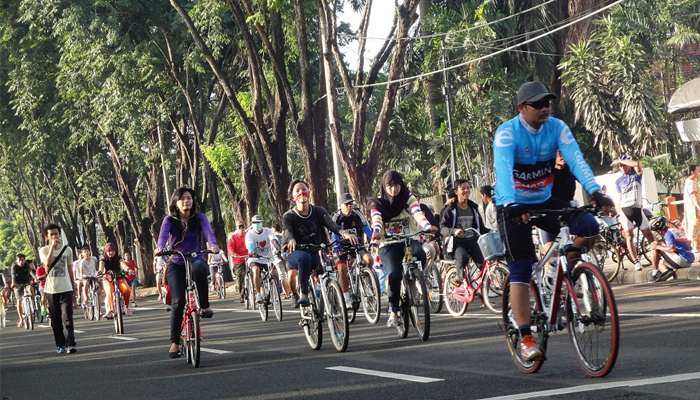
649, 217, 666, 232
251, 215, 264, 223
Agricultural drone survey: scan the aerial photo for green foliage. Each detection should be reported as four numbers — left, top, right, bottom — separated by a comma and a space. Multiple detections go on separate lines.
0, 219, 34, 270
642, 156, 686, 195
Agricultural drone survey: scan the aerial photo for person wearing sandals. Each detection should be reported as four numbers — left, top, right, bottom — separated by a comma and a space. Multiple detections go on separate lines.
282, 179, 358, 308
368, 171, 438, 328
99, 243, 132, 319
154, 187, 219, 358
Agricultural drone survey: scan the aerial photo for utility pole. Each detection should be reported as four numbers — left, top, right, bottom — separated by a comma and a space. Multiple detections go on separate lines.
157, 123, 171, 198
441, 40, 458, 187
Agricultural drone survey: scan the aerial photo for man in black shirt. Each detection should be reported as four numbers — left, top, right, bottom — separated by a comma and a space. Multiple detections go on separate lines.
11, 254, 36, 327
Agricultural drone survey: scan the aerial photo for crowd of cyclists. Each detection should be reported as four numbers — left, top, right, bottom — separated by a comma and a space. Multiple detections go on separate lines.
6, 81, 697, 377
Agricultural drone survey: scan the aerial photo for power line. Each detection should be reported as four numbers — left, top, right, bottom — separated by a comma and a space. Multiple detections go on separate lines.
353, 0, 627, 89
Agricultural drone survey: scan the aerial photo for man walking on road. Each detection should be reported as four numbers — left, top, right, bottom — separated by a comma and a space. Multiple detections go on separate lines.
227, 222, 248, 303
39, 224, 77, 354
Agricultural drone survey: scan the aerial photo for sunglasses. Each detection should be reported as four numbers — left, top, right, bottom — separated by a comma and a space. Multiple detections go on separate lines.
524, 100, 551, 110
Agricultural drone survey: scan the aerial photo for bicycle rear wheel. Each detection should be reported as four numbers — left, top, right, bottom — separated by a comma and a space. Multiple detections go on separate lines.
114, 292, 124, 335
443, 267, 468, 317
93, 291, 101, 321
502, 275, 545, 374
409, 269, 430, 341
360, 267, 381, 324
302, 293, 322, 350
259, 281, 269, 322
481, 261, 508, 314
325, 280, 349, 352
23, 297, 33, 330
270, 276, 283, 321
347, 270, 358, 324
189, 313, 201, 368
244, 271, 254, 310
218, 275, 226, 299
566, 262, 619, 377
594, 241, 622, 282
396, 280, 410, 339
426, 265, 443, 314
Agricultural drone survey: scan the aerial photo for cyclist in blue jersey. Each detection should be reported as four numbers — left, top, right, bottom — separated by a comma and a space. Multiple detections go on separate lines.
493, 81, 614, 361
648, 218, 693, 282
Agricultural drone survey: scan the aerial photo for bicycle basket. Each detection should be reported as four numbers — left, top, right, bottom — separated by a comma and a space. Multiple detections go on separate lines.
477, 232, 505, 260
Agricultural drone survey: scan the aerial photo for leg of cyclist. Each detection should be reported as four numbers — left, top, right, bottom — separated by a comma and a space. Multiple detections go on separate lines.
233, 261, 246, 303
453, 244, 470, 285
568, 211, 601, 262
116, 278, 131, 316
336, 252, 351, 305
378, 243, 405, 327
252, 263, 263, 304
287, 251, 316, 306
156, 271, 163, 302
361, 250, 374, 268
14, 286, 23, 327
167, 262, 186, 355
192, 259, 212, 317
102, 277, 116, 318
209, 264, 217, 291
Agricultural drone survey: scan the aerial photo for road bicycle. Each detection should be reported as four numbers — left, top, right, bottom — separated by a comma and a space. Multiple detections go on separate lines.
249, 255, 283, 322
381, 231, 430, 341
336, 241, 381, 324
30, 282, 42, 324
443, 230, 509, 316
502, 206, 619, 377
296, 243, 349, 352
160, 249, 213, 368
211, 263, 226, 299
83, 277, 101, 321
102, 271, 126, 335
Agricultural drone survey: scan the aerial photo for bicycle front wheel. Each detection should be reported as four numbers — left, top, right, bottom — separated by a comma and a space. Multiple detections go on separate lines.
409, 269, 430, 341
481, 261, 508, 314
302, 289, 322, 350
426, 265, 443, 314
502, 275, 545, 374
114, 292, 124, 335
396, 280, 410, 339
325, 280, 349, 352
360, 267, 381, 324
23, 297, 33, 330
595, 241, 622, 282
443, 267, 468, 317
566, 262, 620, 377
244, 271, 254, 310
188, 313, 201, 368
270, 276, 283, 321
259, 281, 269, 322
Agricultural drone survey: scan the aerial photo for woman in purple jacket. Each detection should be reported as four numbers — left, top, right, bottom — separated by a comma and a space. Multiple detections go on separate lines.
155, 187, 219, 358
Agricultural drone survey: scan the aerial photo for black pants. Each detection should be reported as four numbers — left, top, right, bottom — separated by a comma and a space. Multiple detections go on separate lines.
379, 240, 426, 312
453, 239, 484, 280
168, 259, 210, 344
47, 291, 76, 348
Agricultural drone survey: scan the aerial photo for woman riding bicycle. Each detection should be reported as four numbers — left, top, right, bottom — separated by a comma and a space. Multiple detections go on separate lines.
154, 186, 219, 359
282, 179, 358, 308
368, 171, 437, 328
99, 243, 132, 319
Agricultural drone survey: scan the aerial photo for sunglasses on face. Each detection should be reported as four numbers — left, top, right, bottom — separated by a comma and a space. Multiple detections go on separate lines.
524, 100, 551, 110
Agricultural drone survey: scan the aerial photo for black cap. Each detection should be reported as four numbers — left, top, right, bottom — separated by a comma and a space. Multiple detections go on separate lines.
340, 193, 354, 204
516, 81, 557, 104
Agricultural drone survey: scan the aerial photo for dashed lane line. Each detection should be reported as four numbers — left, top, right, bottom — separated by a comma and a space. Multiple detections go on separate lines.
326, 366, 443, 383
200, 347, 233, 354
110, 335, 139, 341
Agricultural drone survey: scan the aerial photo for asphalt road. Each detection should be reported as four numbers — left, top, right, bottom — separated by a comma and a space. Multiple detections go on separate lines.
2, 281, 700, 400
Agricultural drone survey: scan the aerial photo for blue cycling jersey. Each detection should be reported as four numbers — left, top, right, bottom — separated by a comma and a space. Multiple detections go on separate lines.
493, 115, 600, 206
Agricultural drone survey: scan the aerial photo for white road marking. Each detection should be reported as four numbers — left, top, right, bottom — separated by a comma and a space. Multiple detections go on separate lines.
200, 347, 233, 354
110, 335, 139, 341
326, 366, 443, 383
619, 313, 700, 318
477, 372, 700, 400
74, 330, 85, 333
682, 296, 700, 299
129, 307, 166, 311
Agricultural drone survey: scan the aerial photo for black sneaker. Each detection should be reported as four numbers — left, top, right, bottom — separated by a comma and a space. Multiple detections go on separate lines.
656, 269, 675, 282
291, 294, 300, 309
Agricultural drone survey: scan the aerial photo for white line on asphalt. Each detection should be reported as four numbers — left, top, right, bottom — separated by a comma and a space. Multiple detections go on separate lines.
200, 347, 233, 354
620, 313, 700, 318
36, 324, 86, 333
682, 296, 700, 299
326, 366, 444, 383
477, 372, 700, 400
110, 335, 139, 341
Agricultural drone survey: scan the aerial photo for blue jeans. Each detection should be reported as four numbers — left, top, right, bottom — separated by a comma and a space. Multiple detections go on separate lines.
287, 250, 321, 295
379, 240, 426, 312
167, 258, 210, 344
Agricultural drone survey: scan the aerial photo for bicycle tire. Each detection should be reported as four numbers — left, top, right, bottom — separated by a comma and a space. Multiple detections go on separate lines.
409, 268, 430, 341
360, 267, 381, 324
33, 295, 41, 323
219, 275, 226, 299
244, 271, 254, 310
259, 279, 269, 322
114, 291, 124, 335
87, 297, 94, 321
325, 280, 349, 352
426, 265, 443, 314
347, 269, 358, 324
270, 276, 283, 321
94, 291, 101, 321
502, 275, 545, 374
602, 241, 622, 282
566, 262, 620, 377
636, 229, 652, 264
303, 286, 322, 350
189, 313, 201, 368
443, 267, 468, 317
396, 280, 410, 339
23, 297, 33, 330
481, 261, 508, 315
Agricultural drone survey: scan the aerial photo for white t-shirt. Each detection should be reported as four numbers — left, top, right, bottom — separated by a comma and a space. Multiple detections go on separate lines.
154, 256, 166, 272
40, 245, 75, 294
245, 228, 278, 264
72, 259, 83, 280
81, 256, 98, 278
208, 250, 225, 264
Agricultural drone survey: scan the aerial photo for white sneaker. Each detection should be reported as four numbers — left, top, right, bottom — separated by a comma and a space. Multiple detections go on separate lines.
255, 293, 264, 304
125, 308, 132, 316
634, 260, 643, 271
386, 313, 398, 328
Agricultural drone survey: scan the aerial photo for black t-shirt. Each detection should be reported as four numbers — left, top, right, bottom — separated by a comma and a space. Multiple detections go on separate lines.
552, 164, 577, 203
333, 210, 369, 245
282, 205, 342, 247
12, 263, 33, 285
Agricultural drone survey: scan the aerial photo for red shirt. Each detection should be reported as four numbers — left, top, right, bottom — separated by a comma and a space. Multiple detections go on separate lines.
36, 265, 46, 288
227, 231, 248, 264
124, 260, 137, 277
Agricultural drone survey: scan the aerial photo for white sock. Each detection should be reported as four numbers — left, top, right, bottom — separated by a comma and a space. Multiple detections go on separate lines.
343, 292, 350, 303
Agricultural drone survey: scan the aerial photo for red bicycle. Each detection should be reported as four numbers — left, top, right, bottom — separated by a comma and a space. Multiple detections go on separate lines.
161, 249, 212, 368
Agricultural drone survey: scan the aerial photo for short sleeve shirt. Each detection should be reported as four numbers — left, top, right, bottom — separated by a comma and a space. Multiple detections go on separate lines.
664, 228, 695, 263
40, 245, 74, 294
616, 170, 642, 208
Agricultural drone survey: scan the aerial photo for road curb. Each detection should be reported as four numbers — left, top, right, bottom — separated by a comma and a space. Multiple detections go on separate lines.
611, 263, 700, 285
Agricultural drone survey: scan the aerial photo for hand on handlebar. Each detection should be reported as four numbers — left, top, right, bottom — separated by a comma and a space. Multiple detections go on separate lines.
504, 203, 531, 224
154, 247, 163, 256
591, 190, 615, 217
372, 229, 384, 242
343, 232, 359, 245
427, 225, 438, 234
209, 245, 220, 253
287, 239, 296, 253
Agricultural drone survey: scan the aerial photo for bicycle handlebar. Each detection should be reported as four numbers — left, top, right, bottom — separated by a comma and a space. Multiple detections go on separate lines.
160, 249, 215, 259
528, 205, 597, 219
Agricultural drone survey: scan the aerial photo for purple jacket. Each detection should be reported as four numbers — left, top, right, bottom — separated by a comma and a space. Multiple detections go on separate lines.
157, 213, 218, 264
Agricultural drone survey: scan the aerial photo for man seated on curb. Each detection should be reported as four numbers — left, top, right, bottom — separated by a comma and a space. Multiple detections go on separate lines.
648, 218, 695, 282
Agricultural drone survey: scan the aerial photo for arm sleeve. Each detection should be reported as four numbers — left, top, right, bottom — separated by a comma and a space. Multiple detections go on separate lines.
321, 208, 343, 235
439, 206, 454, 237
245, 233, 255, 254
493, 123, 517, 205
370, 209, 383, 233
199, 214, 218, 247
157, 217, 171, 249
556, 120, 600, 195
282, 212, 296, 243
406, 195, 431, 230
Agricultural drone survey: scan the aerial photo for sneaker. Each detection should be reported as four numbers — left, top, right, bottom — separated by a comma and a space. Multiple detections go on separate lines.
519, 335, 543, 362
104, 311, 114, 319
291, 294, 300, 309
634, 260, 643, 271
67, 346, 77, 354
57, 347, 66, 355
655, 269, 675, 282
255, 293, 264, 304
125, 308, 132, 316
297, 296, 310, 307
386, 313, 398, 328
650, 270, 660, 282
